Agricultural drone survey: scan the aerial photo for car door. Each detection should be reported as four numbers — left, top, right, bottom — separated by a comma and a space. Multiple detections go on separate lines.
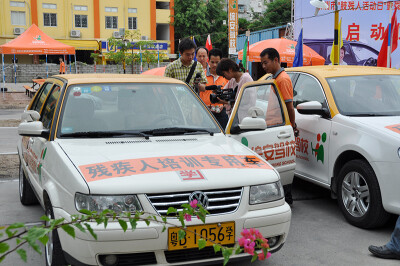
226, 80, 296, 186
292, 73, 332, 185
23, 83, 62, 198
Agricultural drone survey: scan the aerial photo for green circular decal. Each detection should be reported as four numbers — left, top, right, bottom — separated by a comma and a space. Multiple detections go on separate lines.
241, 137, 248, 146
322, 132, 327, 142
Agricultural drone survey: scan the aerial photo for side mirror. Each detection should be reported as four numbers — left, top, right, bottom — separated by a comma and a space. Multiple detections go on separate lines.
21, 110, 40, 122
297, 101, 330, 118
239, 107, 267, 130
18, 121, 49, 138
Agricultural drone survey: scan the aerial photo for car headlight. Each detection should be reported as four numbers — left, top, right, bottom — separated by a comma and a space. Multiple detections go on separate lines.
75, 193, 142, 214
249, 182, 284, 204
398, 147, 400, 159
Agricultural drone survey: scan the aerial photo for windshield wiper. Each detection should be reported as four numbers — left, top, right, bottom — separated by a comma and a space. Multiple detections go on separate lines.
60, 131, 151, 139
143, 127, 214, 136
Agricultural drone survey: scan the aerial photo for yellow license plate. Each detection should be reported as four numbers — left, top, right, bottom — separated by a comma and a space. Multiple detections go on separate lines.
168, 222, 235, 251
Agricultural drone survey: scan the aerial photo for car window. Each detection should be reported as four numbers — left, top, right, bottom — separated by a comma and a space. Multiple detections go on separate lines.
328, 75, 400, 115
293, 74, 326, 107
233, 84, 284, 127
350, 44, 378, 63
40, 85, 61, 130
59, 83, 221, 135
31, 83, 54, 113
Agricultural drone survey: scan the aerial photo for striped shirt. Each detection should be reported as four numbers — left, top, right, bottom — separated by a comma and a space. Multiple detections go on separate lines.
164, 58, 207, 87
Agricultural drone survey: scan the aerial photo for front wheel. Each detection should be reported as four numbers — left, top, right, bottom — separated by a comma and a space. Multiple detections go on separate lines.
45, 200, 68, 266
337, 159, 390, 228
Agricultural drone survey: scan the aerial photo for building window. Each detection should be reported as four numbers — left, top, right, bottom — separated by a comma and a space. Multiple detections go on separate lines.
10, 1, 25, 7
43, 13, 57, 26
75, 14, 87, 28
105, 16, 118, 29
105, 7, 118, 12
156, 1, 169, 9
42, 3, 57, 9
11, 11, 26, 25
128, 8, 137, 13
74, 5, 88, 11
128, 17, 137, 30
238, 5, 245, 13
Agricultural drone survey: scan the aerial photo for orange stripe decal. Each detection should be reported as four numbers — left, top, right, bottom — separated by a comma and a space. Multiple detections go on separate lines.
386, 124, 400, 134
170, 0, 175, 54
31, 0, 38, 25
79, 154, 271, 182
150, 0, 157, 40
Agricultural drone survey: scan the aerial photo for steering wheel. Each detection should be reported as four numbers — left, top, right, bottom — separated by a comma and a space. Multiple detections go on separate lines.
363, 57, 377, 66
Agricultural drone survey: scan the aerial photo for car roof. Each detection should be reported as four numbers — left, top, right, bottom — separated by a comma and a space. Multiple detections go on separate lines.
50, 74, 186, 86
286, 65, 400, 78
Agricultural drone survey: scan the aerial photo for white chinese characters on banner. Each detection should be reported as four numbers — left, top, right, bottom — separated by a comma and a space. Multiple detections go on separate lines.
228, 0, 238, 55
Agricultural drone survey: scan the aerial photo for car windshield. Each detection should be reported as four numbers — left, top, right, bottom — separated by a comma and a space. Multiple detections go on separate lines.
327, 75, 400, 116
59, 83, 221, 137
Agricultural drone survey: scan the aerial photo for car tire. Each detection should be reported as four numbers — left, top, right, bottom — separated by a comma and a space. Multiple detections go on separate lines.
19, 163, 39, 205
45, 199, 68, 266
337, 159, 390, 229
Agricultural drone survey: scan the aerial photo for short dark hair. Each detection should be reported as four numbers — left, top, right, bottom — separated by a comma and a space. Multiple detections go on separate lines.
260, 48, 280, 63
196, 46, 208, 55
208, 48, 223, 59
216, 58, 239, 76
178, 38, 197, 54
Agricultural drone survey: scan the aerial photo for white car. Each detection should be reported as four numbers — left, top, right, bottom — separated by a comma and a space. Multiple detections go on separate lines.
255, 65, 400, 229
17, 74, 291, 266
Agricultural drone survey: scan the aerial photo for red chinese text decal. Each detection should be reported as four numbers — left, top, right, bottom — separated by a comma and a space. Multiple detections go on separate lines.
79, 154, 271, 182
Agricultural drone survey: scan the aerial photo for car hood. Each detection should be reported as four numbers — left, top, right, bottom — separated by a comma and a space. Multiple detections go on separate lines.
56, 134, 278, 194
348, 116, 400, 139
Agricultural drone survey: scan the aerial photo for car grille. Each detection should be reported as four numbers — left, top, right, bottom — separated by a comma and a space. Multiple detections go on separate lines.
98, 252, 156, 265
146, 187, 243, 216
164, 245, 235, 263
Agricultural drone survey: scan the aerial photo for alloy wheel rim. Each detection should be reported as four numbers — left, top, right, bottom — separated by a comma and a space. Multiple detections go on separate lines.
45, 211, 53, 265
341, 171, 370, 217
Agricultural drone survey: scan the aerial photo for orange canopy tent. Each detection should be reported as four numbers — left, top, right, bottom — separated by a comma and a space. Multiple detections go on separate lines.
238, 38, 325, 67
141, 66, 166, 76
1, 24, 76, 92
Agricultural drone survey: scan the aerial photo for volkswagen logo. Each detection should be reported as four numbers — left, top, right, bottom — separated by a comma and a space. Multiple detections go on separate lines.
189, 191, 209, 210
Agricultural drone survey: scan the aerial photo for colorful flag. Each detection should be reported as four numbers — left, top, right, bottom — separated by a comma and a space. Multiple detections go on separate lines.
293, 28, 303, 67
205, 34, 213, 51
330, 18, 343, 65
377, 8, 398, 67
242, 37, 249, 71
192, 36, 197, 61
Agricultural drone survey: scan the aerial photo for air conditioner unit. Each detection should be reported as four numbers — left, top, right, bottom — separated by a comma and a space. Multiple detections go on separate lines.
13, 27, 25, 35
70, 30, 81, 38
113, 31, 121, 38
141, 36, 149, 40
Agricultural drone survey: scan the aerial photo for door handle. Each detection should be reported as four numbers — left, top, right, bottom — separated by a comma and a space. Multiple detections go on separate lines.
277, 132, 291, 139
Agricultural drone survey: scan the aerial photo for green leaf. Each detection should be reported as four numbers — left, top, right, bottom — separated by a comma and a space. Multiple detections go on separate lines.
162, 216, 167, 224
235, 245, 242, 255
104, 217, 108, 229
213, 244, 221, 253
84, 223, 97, 240
28, 241, 42, 254
0, 255, 5, 263
162, 225, 166, 233
16, 238, 22, 245
251, 253, 258, 262
24, 227, 47, 242
0, 243, 10, 253
144, 219, 150, 226
38, 235, 49, 246
61, 224, 75, 238
118, 219, 128, 232
79, 209, 92, 215
178, 229, 186, 241
16, 249, 27, 262
40, 215, 50, 222
198, 239, 207, 250
167, 207, 177, 215
222, 248, 233, 266
7, 223, 25, 230
74, 223, 86, 233
129, 219, 137, 231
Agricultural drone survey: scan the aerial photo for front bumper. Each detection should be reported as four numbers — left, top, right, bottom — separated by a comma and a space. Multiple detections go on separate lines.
55, 201, 291, 265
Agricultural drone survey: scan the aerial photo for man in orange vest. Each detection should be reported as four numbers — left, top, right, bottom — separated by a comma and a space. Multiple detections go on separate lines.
59, 57, 66, 74
199, 48, 229, 129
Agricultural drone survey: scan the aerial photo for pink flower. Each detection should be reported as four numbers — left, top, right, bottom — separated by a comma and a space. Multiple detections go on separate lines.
258, 252, 266, 260
184, 213, 192, 222
190, 200, 198, 208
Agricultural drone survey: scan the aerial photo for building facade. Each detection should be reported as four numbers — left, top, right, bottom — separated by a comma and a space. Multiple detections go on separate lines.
0, 0, 175, 64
